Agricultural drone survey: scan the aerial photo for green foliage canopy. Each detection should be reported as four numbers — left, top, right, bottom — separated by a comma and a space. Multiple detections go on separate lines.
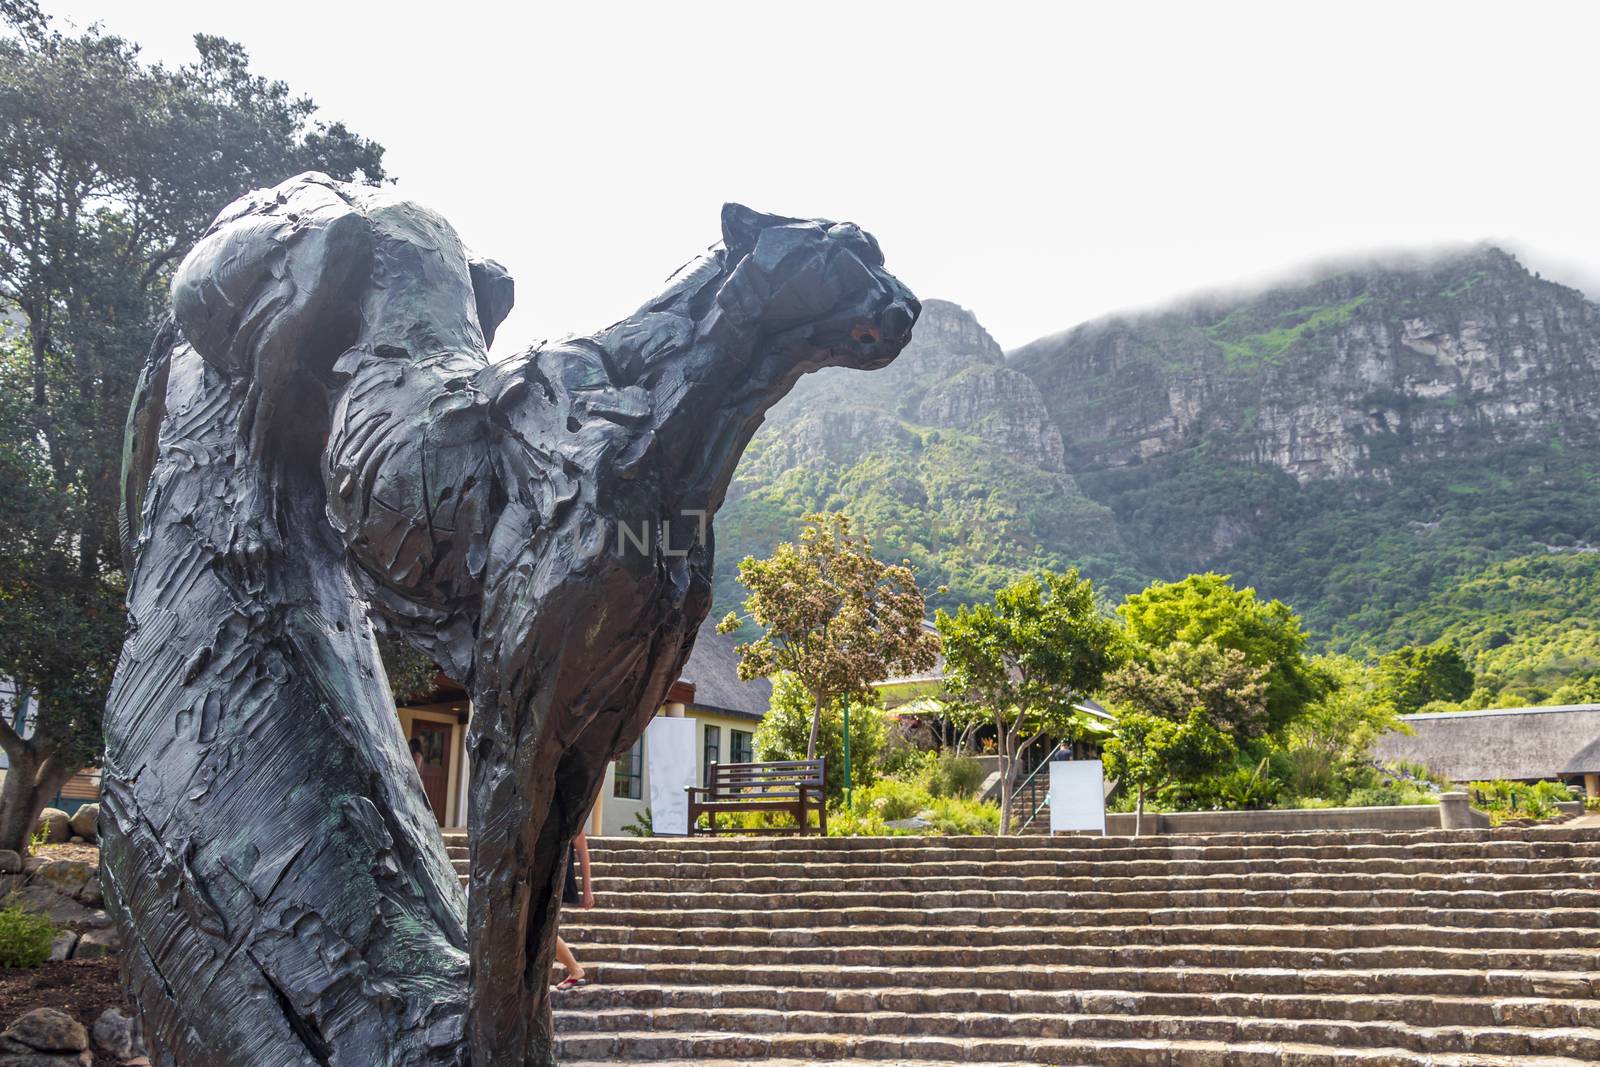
1117, 573, 1323, 735
721, 512, 938, 759
1376, 644, 1475, 715
1101, 639, 1271, 742
937, 568, 1122, 830
754, 671, 886, 800
0, 4, 386, 851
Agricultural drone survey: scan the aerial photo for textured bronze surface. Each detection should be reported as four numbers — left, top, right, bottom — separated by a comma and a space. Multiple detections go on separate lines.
106, 173, 917, 1066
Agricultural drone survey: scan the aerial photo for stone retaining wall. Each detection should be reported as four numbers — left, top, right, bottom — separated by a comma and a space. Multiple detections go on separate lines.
1102, 793, 1491, 835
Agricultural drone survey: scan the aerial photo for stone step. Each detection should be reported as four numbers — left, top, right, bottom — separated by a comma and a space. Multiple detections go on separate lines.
566, 939, 1600, 973
581, 826, 1600, 851
558, 981, 1600, 1031
575, 887, 1600, 912
578, 905, 1600, 931
552, 1004, 1600, 1059
580, 856, 1600, 878
562, 921, 1600, 952
584, 961, 1600, 1000
582, 839, 1600, 864
562, 1061, 1031, 1067
553, 1028, 1596, 1065
586, 871, 1585, 893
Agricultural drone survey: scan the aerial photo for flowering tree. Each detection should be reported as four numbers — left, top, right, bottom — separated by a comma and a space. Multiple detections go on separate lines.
721, 512, 939, 759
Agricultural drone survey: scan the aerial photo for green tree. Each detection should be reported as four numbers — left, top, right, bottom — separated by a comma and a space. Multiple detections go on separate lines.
753, 671, 886, 801
1101, 639, 1271, 742
1376, 643, 1475, 714
0, 4, 386, 854
1549, 670, 1600, 706
721, 512, 940, 759
1101, 709, 1235, 835
1280, 653, 1405, 799
936, 569, 1122, 833
1117, 573, 1323, 735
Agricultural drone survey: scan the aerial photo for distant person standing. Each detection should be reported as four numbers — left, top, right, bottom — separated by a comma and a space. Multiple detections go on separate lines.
553, 828, 594, 991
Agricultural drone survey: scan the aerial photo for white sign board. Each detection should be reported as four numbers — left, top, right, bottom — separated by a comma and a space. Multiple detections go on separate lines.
1049, 759, 1106, 834
645, 716, 697, 835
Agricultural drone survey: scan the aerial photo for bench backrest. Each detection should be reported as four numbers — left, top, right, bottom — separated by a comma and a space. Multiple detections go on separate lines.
704, 759, 825, 798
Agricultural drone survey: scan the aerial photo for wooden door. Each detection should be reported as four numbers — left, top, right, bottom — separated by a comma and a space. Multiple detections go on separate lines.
410, 719, 452, 824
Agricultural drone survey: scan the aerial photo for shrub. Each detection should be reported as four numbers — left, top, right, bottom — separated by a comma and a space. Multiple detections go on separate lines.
850, 777, 930, 823
923, 796, 1000, 834
754, 673, 886, 800
925, 754, 987, 799
1468, 779, 1577, 822
621, 809, 653, 838
0, 903, 55, 968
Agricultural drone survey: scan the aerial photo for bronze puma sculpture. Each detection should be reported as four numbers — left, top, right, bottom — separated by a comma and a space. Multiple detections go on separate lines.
105, 172, 918, 1066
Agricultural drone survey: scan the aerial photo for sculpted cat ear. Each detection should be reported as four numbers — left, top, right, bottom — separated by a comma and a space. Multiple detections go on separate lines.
469, 256, 516, 349
720, 203, 799, 259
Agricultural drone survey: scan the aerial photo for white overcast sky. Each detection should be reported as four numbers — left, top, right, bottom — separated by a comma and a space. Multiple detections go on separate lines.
43, 0, 1600, 353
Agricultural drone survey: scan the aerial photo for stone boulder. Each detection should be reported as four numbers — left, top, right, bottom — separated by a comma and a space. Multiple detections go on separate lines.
33, 810, 69, 845
0, 851, 19, 875
76, 878, 102, 909
32, 861, 91, 899
70, 927, 120, 959
0, 1008, 91, 1066
46, 931, 77, 963
66, 806, 96, 844
90, 1009, 143, 1060
8, 885, 94, 927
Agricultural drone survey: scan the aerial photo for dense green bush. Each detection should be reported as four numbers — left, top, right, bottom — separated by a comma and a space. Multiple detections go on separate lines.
1468, 779, 1577, 823
923, 753, 986, 798
849, 777, 927, 822
754, 673, 886, 801
0, 903, 55, 968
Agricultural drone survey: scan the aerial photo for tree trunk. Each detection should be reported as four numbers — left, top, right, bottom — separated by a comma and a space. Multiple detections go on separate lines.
997, 717, 1015, 835
0, 749, 41, 855
1135, 786, 1145, 836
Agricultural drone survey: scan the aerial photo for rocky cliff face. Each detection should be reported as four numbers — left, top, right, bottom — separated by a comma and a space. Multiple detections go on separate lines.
1009, 248, 1600, 481
720, 246, 1600, 679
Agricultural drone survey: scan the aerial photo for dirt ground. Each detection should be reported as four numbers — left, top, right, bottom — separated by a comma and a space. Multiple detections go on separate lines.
0, 955, 137, 1046
31, 841, 102, 866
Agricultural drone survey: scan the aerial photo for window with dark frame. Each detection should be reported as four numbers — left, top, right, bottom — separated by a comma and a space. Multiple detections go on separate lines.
703, 723, 720, 785
613, 738, 642, 799
731, 728, 754, 764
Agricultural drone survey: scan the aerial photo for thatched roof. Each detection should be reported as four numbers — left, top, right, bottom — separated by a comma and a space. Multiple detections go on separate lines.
679, 616, 771, 721
1372, 704, 1600, 782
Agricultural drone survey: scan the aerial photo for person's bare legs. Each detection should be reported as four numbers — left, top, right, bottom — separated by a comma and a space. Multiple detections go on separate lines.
554, 936, 585, 985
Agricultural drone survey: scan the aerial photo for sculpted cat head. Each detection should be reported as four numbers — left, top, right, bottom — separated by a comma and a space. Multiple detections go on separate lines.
714, 203, 920, 371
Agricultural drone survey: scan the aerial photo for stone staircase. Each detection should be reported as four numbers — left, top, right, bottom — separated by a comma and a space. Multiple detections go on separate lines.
444, 827, 1600, 1065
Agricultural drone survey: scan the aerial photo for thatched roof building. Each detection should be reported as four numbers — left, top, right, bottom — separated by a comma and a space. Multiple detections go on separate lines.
679, 616, 771, 720
1372, 704, 1600, 787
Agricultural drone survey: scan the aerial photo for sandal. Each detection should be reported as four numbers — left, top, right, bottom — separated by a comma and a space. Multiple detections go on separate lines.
553, 976, 589, 991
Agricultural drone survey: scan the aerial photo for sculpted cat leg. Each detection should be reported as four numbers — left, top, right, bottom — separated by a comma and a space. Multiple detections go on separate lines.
105, 177, 478, 1067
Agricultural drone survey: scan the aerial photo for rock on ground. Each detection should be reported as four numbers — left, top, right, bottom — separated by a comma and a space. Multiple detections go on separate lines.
0, 1007, 91, 1065
65, 808, 95, 846
31, 862, 90, 899
69, 929, 120, 960
46, 933, 77, 964
32, 811, 69, 846
90, 1008, 142, 1060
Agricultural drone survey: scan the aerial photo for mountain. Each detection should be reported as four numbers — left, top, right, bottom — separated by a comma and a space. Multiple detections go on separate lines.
718, 247, 1600, 702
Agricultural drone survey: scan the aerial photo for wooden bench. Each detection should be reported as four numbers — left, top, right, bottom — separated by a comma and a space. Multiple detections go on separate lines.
687, 759, 827, 836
